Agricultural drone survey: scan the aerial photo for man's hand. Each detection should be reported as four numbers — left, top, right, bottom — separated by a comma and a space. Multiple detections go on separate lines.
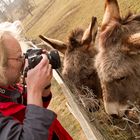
26, 55, 52, 107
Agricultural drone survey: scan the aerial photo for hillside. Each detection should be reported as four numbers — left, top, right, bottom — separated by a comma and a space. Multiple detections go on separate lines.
24, 0, 140, 40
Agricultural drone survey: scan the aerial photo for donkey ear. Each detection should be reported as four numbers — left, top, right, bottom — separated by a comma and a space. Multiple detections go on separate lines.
121, 33, 140, 54
81, 16, 98, 45
128, 33, 140, 45
39, 35, 67, 54
102, 0, 120, 30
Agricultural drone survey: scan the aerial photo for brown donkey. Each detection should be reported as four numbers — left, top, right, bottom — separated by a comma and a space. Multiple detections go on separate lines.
95, 0, 140, 117
40, 17, 102, 112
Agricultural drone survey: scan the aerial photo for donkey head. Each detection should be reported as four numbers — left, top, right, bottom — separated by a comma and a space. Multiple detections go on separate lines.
40, 17, 102, 111
95, 0, 140, 117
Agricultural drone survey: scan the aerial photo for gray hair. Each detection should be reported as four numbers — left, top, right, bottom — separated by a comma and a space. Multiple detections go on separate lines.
0, 20, 25, 40
0, 20, 27, 85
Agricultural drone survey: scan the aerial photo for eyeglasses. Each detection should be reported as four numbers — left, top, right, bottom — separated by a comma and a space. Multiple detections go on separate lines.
8, 55, 25, 62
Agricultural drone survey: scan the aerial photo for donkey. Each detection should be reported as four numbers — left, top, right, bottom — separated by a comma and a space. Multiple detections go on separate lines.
39, 17, 102, 112
95, 0, 140, 117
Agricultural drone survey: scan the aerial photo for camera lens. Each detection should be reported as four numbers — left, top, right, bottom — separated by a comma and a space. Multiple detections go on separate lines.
25, 48, 61, 70
47, 50, 61, 69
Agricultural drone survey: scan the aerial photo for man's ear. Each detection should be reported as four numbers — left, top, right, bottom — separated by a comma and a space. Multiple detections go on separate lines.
39, 35, 67, 54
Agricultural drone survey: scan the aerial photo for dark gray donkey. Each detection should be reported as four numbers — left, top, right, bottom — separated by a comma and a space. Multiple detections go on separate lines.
40, 17, 102, 112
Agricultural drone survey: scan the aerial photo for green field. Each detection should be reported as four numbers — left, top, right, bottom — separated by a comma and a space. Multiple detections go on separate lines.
23, 0, 140, 139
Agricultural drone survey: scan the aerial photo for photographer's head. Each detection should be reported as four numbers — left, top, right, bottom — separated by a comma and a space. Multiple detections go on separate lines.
0, 21, 60, 87
0, 21, 25, 86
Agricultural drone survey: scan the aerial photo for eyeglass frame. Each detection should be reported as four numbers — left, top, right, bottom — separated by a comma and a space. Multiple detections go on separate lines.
8, 55, 25, 62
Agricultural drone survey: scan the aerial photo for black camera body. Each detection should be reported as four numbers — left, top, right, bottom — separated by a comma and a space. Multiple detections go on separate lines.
24, 48, 61, 69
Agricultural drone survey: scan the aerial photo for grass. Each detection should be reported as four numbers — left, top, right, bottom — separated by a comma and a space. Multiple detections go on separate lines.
23, 0, 140, 41
49, 79, 86, 140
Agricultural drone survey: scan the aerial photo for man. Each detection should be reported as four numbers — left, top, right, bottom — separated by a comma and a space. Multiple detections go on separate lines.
0, 22, 72, 140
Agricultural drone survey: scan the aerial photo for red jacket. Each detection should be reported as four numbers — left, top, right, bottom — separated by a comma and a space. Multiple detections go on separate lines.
0, 85, 73, 140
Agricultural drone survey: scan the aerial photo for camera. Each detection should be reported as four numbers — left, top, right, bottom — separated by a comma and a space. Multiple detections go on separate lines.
24, 48, 61, 70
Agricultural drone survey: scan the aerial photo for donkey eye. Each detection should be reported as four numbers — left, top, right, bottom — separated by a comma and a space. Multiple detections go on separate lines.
115, 76, 127, 82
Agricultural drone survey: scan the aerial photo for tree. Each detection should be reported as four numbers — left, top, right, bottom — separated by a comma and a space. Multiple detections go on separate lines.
21, 0, 34, 16
0, 11, 8, 22
0, 0, 14, 21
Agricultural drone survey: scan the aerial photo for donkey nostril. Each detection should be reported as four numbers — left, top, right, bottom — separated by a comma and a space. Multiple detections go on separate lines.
88, 108, 92, 113
111, 114, 119, 119
124, 110, 129, 116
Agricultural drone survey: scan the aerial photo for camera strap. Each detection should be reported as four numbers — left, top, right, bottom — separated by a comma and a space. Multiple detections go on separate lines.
22, 66, 29, 99
0, 86, 21, 103
23, 66, 29, 78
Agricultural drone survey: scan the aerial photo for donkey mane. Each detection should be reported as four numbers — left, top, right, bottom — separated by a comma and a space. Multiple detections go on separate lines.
121, 12, 133, 24
121, 12, 140, 24
68, 28, 84, 49
101, 12, 140, 48
100, 22, 123, 48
